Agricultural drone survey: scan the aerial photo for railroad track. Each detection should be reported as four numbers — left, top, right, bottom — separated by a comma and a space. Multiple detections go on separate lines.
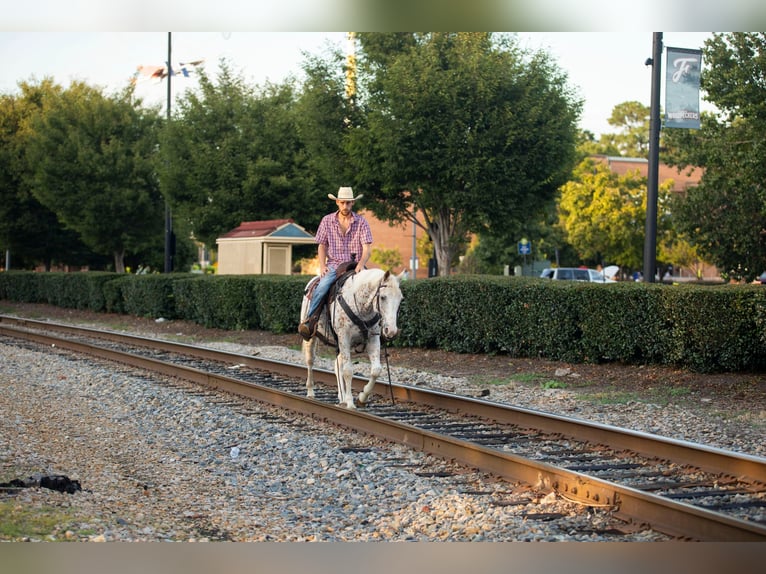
1, 315, 765, 541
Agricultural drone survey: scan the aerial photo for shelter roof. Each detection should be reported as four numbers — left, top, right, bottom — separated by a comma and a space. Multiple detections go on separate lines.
219, 219, 314, 240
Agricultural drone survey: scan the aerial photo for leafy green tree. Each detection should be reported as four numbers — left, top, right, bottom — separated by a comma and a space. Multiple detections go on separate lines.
370, 246, 402, 270
575, 129, 621, 158
600, 101, 651, 158
24, 82, 164, 273
557, 157, 674, 270
345, 32, 581, 276
663, 33, 766, 281
296, 51, 356, 195
158, 63, 328, 249
0, 80, 97, 270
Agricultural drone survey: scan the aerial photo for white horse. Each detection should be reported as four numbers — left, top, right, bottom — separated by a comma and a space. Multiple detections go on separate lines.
301, 268, 404, 409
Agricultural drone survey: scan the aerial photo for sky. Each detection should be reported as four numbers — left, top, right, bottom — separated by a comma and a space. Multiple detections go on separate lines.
0, 31, 714, 139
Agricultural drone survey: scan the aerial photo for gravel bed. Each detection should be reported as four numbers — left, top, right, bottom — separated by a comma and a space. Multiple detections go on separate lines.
0, 337, 673, 542
2, 318, 764, 542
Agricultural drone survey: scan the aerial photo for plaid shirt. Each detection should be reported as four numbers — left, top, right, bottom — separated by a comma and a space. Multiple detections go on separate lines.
314, 210, 373, 270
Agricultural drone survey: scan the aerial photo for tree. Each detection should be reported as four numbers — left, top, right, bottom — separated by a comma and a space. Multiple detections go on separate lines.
601, 101, 651, 158
575, 129, 621, 158
297, 49, 359, 189
370, 246, 402, 270
557, 157, 674, 270
158, 63, 329, 248
346, 32, 582, 276
663, 33, 766, 281
25, 82, 164, 273
0, 80, 96, 270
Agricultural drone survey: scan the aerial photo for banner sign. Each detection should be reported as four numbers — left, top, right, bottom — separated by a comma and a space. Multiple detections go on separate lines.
665, 47, 702, 129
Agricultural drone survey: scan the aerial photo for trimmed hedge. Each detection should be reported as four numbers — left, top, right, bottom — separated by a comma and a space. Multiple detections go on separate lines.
1, 271, 765, 373
394, 276, 766, 373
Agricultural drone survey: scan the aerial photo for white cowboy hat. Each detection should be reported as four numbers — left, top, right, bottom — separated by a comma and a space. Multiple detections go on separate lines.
328, 186, 363, 201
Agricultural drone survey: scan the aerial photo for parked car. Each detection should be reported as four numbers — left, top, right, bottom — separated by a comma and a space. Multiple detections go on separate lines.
758, 271, 766, 285
540, 267, 615, 283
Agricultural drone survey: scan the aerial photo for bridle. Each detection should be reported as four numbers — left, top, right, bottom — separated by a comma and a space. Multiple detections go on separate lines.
336, 278, 383, 341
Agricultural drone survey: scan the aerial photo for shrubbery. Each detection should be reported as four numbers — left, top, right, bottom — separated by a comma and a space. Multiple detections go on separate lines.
1, 271, 765, 373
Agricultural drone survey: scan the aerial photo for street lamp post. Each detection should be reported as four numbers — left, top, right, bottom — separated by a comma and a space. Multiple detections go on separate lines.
164, 32, 174, 273
643, 32, 663, 283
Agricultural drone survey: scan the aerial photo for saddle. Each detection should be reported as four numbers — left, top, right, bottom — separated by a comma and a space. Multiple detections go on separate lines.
304, 260, 357, 306
304, 260, 367, 348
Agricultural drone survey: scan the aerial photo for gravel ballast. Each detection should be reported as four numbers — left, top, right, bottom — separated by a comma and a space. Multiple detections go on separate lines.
1, 311, 764, 542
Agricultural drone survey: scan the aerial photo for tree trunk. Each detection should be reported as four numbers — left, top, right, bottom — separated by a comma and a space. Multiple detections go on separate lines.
114, 250, 126, 273
429, 210, 456, 277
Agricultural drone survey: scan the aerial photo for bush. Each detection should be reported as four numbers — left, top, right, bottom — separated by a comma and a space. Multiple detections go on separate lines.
2, 271, 765, 373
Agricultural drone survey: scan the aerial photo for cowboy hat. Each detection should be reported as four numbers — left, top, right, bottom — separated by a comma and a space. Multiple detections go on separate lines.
328, 186, 363, 201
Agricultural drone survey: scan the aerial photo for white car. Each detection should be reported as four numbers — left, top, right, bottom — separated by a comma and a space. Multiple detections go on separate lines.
540, 268, 615, 283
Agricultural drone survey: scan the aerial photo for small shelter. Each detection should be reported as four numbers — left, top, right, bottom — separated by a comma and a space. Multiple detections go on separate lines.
216, 219, 315, 275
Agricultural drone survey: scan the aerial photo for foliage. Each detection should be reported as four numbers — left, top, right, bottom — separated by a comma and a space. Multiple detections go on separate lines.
662, 33, 766, 282
346, 32, 582, 276
395, 275, 766, 373
116, 274, 190, 319
574, 129, 621, 158
3, 272, 765, 372
296, 50, 357, 193
0, 271, 116, 311
157, 63, 329, 248
600, 101, 651, 158
0, 80, 99, 270
557, 157, 674, 270
171, 274, 305, 333
370, 246, 402, 270
23, 82, 164, 273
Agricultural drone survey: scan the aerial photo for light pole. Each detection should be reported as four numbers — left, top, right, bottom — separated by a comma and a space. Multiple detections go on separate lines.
643, 32, 663, 283
164, 32, 174, 273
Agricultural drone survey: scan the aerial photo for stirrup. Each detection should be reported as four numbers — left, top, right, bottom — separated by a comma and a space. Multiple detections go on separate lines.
298, 316, 318, 340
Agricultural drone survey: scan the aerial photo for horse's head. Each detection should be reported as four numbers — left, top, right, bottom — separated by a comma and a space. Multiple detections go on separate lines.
377, 269, 404, 341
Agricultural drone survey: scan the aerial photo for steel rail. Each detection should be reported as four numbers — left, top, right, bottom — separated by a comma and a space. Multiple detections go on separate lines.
3, 316, 764, 484
1, 318, 765, 541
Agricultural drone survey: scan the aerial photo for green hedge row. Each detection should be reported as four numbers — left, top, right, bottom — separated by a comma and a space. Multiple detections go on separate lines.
2, 271, 765, 373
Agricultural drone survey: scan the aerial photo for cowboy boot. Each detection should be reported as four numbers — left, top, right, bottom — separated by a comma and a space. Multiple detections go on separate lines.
298, 312, 320, 341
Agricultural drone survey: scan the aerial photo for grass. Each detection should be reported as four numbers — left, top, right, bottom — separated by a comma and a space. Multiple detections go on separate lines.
0, 499, 80, 541
539, 380, 569, 390
576, 384, 694, 405
468, 372, 572, 390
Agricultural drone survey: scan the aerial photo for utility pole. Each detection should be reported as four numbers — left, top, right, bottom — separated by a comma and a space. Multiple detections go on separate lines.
164, 32, 174, 273
643, 32, 663, 283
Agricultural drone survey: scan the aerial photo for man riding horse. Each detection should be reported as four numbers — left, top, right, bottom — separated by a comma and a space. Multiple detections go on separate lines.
298, 186, 373, 340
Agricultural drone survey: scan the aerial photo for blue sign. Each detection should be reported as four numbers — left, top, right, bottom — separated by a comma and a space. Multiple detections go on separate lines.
518, 238, 531, 255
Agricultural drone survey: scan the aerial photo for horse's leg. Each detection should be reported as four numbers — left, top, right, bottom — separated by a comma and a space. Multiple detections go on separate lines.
358, 335, 381, 406
335, 338, 356, 409
303, 336, 317, 398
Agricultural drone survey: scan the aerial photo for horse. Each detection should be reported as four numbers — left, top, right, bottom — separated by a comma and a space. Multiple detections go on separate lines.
300, 267, 404, 409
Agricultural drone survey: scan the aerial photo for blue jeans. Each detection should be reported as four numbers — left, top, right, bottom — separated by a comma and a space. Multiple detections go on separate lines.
306, 267, 337, 318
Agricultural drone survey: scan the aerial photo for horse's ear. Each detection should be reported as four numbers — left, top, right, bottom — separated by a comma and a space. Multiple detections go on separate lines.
383, 270, 391, 281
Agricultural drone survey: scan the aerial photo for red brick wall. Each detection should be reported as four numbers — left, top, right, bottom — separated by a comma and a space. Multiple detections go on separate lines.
360, 209, 428, 279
